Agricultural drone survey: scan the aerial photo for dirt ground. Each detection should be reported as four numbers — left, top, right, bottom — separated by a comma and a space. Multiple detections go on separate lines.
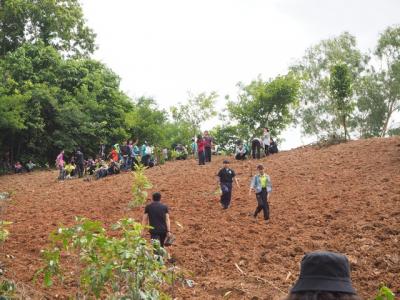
0, 137, 399, 299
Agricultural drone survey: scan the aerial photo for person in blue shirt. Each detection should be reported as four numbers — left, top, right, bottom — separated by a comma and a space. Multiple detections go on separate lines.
249, 164, 272, 222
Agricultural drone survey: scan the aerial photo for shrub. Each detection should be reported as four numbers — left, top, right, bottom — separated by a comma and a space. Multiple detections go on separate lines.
36, 217, 172, 299
130, 163, 153, 207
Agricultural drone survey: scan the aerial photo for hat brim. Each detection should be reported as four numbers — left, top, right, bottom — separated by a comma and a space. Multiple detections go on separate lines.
291, 278, 356, 294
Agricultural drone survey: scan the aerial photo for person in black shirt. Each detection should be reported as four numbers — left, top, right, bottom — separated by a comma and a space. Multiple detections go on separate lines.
217, 160, 240, 209
76, 148, 85, 178
142, 192, 171, 247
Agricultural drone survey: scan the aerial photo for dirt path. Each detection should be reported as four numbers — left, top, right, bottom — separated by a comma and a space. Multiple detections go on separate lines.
0, 137, 399, 299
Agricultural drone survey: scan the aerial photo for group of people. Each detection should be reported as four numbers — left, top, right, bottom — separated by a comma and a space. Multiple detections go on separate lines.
54, 140, 160, 181
143, 162, 361, 299
13, 160, 36, 174
195, 130, 214, 165
236, 127, 279, 160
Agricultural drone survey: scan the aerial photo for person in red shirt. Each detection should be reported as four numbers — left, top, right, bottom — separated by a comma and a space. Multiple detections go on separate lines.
109, 146, 119, 162
196, 135, 205, 165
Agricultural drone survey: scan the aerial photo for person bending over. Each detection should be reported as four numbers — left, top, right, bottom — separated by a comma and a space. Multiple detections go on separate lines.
142, 192, 171, 247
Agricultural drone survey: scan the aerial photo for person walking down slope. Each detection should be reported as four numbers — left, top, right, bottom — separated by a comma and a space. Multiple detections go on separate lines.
249, 164, 272, 222
197, 135, 206, 165
217, 160, 240, 209
142, 192, 171, 248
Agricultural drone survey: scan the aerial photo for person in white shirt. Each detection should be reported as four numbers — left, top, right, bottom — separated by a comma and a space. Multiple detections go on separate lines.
262, 128, 271, 156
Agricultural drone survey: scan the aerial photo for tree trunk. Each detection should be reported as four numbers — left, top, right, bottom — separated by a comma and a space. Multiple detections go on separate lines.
381, 99, 396, 137
343, 115, 348, 141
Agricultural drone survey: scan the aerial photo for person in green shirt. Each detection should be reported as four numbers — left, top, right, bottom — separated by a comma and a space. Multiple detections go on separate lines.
249, 164, 272, 221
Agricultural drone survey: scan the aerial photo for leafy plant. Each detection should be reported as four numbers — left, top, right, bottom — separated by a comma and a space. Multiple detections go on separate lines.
130, 163, 153, 207
169, 150, 178, 161
36, 217, 172, 299
0, 221, 12, 243
375, 284, 395, 300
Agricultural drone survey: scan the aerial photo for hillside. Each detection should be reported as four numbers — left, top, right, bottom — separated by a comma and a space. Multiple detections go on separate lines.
0, 137, 399, 299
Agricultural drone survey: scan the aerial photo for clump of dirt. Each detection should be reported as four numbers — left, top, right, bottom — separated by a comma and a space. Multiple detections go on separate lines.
0, 137, 399, 299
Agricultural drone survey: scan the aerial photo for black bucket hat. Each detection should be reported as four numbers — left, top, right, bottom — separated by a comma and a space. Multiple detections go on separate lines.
291, 251, 356, 294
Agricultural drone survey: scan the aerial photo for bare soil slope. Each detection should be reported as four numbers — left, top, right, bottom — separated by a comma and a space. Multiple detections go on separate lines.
0, 137, 399, 299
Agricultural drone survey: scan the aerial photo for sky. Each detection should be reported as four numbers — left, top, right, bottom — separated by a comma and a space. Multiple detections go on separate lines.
80, 0, 400, 149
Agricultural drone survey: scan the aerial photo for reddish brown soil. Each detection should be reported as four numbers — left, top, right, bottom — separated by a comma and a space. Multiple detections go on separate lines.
0, 137, 399, 299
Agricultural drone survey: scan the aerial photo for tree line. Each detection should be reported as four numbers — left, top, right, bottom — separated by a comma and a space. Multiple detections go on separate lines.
0, 0, 399, 167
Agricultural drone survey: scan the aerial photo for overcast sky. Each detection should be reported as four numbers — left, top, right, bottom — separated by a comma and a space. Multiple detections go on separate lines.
81, 0, 400, 149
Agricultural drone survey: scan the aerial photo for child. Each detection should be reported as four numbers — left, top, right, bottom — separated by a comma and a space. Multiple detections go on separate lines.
196, 135, 205, 165
249, 164, 272, 222
216, 160, 239, 209
14, 161, 23, 173
26, 160, 36, 172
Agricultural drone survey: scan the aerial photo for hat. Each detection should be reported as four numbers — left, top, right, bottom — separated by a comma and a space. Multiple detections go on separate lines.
291, 251, 356, 294
223, 160, 230, 164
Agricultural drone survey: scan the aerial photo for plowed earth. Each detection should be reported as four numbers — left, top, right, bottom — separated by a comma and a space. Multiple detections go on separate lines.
0, 137, 399, 299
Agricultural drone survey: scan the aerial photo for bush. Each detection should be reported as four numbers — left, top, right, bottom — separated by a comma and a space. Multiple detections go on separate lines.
36, 217, 172, 299
130, 163, 153, 207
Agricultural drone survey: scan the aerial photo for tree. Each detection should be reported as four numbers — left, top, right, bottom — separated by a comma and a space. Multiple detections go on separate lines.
0, 42, 132, 164
375, 26, 400, 136
125, 97, 168, 145
290, 32, 368, 138
170, 91, 218, 136
0, 0, 96, 57
354, 70, 387, 138
227, 74, 299, 138
329, 63, 353, 140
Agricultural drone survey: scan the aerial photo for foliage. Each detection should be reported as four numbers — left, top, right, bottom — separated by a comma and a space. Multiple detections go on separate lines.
0, 42, 133, 165
0, 220, 12, 243
290, 32, 367, 137
0, 0, 96, 57
375, 284, 395, 300
227, 74, 299, 138
375, 25, 400, 136
125, 97, 168, 146
0, 279, 16, 298
130, 163, 153, 207
210, 124, 249, 153
329, 63, 353, 139
36, 217, 171, 299
170, 91, 218, 135
169, 150, 178, 161
354, 70, 387, 138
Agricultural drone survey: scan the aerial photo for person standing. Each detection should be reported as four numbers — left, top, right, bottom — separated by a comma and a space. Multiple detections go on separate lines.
142, 192, 171, 247
76, 148, 84, 178
262, 128, 271, 156
196, 135, 206, 165
55, 150, 65, 180
217, 160, 240, 209
203, 131, 213, 163
249, 164, 272, 222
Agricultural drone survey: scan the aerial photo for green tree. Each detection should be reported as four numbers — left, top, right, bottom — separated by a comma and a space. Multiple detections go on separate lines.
375, 25, 400, 136
0, 42, 132, 164
170, 91, 218, 136
125, 97, 168, 145
329, 63, 353, 140
0, 0, 96, 57
291, 32, 367, 138
227, 74, 299, 138
354, 70, 387, 138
